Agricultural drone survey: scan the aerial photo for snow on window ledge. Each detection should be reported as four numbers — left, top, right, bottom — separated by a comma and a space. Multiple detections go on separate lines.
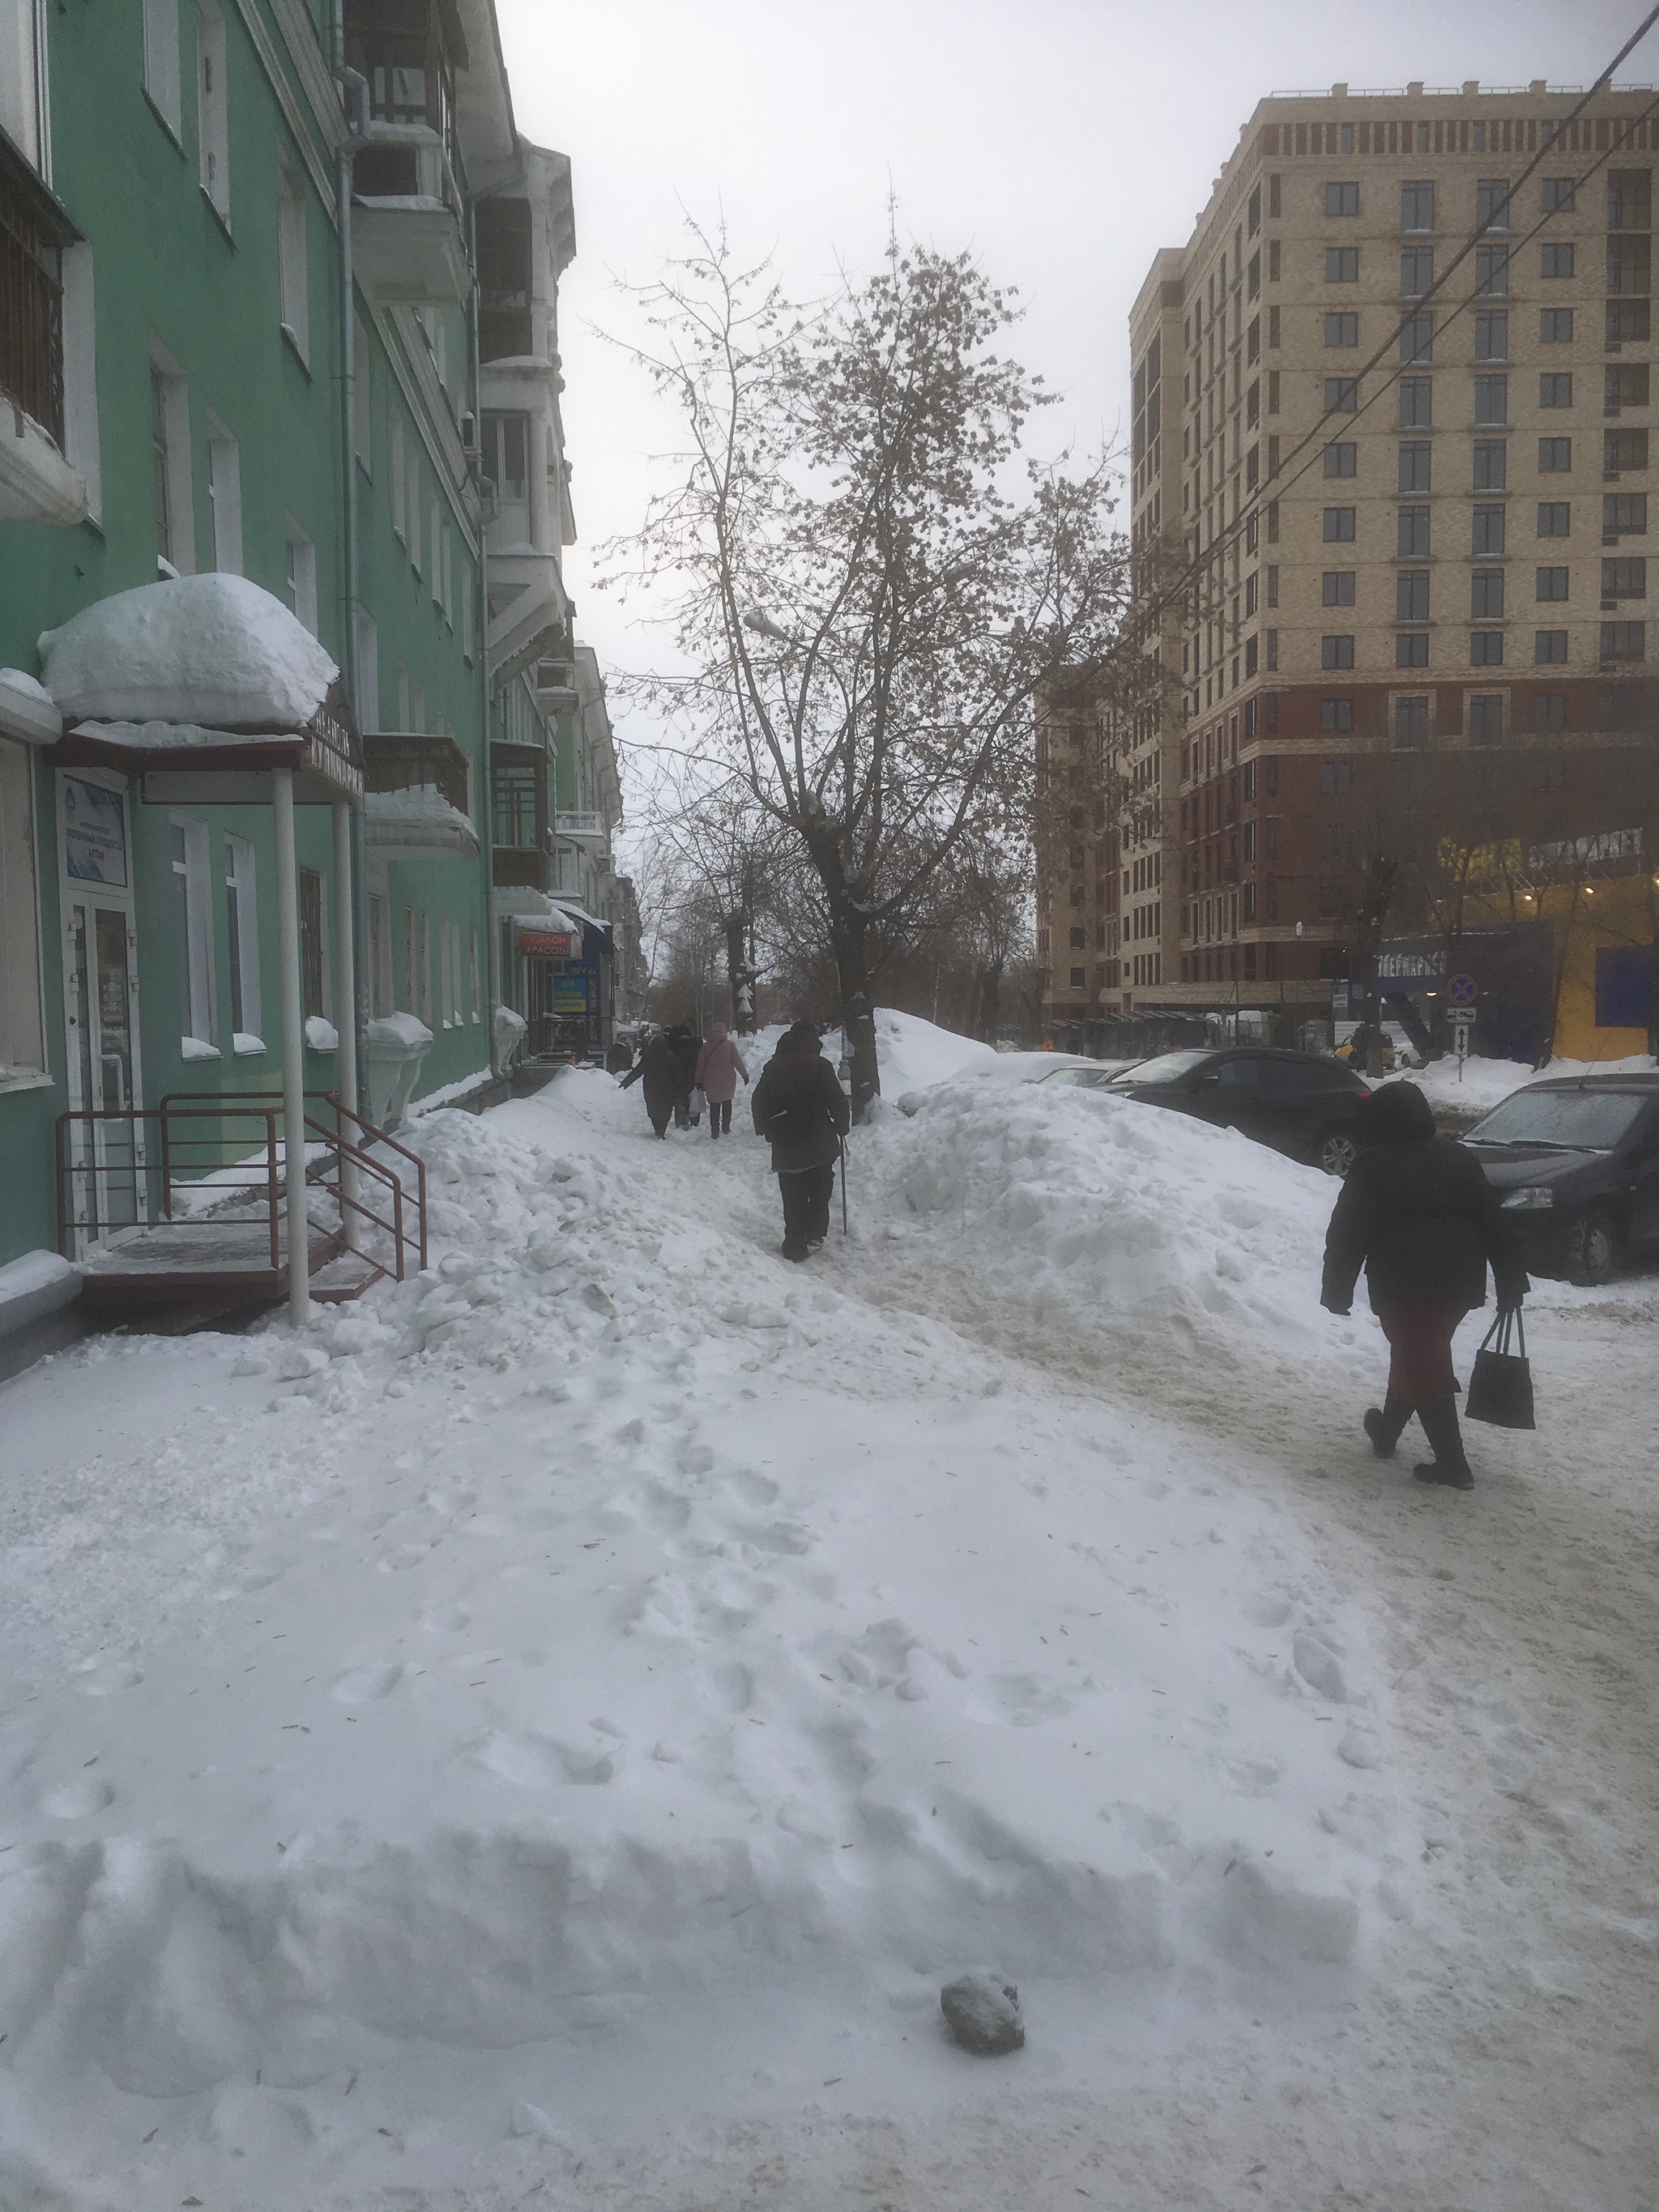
305, 1016, 339, 1053
233, 1032, 266, 1055
181, 1036, 221, 1061
0, 1066, 53, 1096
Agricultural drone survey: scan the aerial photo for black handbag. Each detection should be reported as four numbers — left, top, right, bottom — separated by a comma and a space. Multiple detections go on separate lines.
1466, 1307, 1535, 1430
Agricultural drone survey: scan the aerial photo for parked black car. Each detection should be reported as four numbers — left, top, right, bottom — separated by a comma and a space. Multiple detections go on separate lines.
1460, 1074, 1659, 1285
1102, 1046, 1371, 1174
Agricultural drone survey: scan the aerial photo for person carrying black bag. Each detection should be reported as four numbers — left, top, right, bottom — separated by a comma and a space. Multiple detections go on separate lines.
1320, 1081, 1529, 1490
751, 1021, 851, 1262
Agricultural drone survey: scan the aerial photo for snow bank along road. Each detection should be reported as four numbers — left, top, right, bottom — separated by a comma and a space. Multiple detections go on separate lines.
0, 1013, 1654, 2211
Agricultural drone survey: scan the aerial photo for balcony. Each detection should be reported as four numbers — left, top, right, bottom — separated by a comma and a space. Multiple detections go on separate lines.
0, 134, 87, 526
493, 846, 550, 892
351, 124, 469, 306
362, 733, 478, 859
555, 811, 608, 850
533, 655, 578, 713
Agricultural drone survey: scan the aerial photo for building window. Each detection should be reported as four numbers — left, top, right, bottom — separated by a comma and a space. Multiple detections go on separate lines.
1325, 377, 1358, 411
1398, 377, 1431, 428
1324, 312, 1358, 347
1400, 313, 1433, 364
1536, 566, 1569, 602
1468, 693, 1505, 744
1265, 630, 1277, 669
1324, 441, 1356, 478
417, 910, 431, 1027
1540, 241, 1574, 281
1324, 181, 1359, 218
1601, 621, 1646, 663
1474, 244, 1510, 296
1533, 693, 1567, 731
1473, 375, 1508, 426
1400, 245, 1434, 296
470, 929, 480, 1022
1535, 629, 1568, 663
1604, 555, 1648, 599
1320, 759, 1352, 795
1325, 246, 1358, 283
1471, 569, 1505, 620
1397, 633, 1429, 667
1398, 505, 1431, 557
1323, 505, 1356, 541
1401, 178, 1435, 230
1395, 695, 1430, 747
0, 739, 46, 1086
206, 413, 242, 573
284, 517, 317, 633
1470, 631, 1504, 667
1068, 967, 1085, 990
1538, 502, 1571, 539
1397, 571, 1430, 621
1607, 428, 1650, 475
1606, 492, 1649, 535
149, 351, 193, 576
1398, 441, 1431, 492
276, 156, 308, 358
407, 448, 422, 572
353, 314, 372, 471
368, 894, 391, 1017
1475, 178, 1511, 232
1472, 505, 1506, 556
195, 1, 229, 219
1321, 635, 1354, 669
1473, 309, 1508, 362
1541, 307, 1574, 344
1473, 441, 1507, 492
1542, 177, 1575, 214
1320, 698, 1352, 731
299, 865, 326, 1019
1322, 570, 1356, 606
1068, 927, 1085, 950
142, 0, 182, 137
1539, 373, 1572, 410
171, 816, 217, 1048
224, 831, 261, 1044
1538, 437, 1572, 473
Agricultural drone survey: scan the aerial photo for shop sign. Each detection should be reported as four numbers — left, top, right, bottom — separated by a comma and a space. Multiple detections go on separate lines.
62, 776, 128, 886
520, 929, 574, 957
552, 974, 589, 1013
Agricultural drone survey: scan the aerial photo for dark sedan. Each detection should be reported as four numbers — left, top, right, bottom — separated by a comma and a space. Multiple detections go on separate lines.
1460, 1074, 1659, 1284
1102, 1046, 1371, 1174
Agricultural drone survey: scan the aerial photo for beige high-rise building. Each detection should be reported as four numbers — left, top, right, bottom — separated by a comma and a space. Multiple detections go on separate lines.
1041, 79, 1656, 1043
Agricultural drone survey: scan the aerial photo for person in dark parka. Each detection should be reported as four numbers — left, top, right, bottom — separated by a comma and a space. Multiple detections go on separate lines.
619, 1029, 689, 1138
751, 1021, 851, 1260
667, 1025, 702, 1127
1321, 1080, 1528, 1488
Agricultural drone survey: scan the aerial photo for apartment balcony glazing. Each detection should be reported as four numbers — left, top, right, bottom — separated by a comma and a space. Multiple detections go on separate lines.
0, 132, 87, 524
363, 732, 478, 859
346, 1, 470, 306
491, 747, 551, 889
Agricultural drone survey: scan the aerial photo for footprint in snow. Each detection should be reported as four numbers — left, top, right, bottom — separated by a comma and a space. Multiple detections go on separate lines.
42, 1776, 114, 1819
330, 1663, 403, 1704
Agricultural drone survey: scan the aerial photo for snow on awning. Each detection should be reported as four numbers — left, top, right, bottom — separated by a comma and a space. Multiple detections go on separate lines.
0, 667, 62, 746
39, 574, 338, 731
514, 904, 582, 954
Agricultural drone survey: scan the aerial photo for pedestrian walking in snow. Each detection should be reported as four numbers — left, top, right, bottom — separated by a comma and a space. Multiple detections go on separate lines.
751, 1020, 851, 1261
619, 1029, 689, 1140
667, 1025, 702, 1127
694, 1021, 749, 1140
1320, 1082, 1529, 1488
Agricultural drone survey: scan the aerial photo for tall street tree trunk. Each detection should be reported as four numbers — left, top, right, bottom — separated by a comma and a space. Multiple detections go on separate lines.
724, 907, 757, 1034
803, 823, 881, 1119
1352, 854, 1401, 1077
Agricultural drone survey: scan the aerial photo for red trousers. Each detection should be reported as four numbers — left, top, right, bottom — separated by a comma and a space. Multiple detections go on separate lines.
1376, 1303, 1469, 1406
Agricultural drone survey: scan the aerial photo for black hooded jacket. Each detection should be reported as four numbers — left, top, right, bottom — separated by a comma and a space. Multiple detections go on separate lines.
751, 1021, 851, 1173
1320, 1080, 1529, 1315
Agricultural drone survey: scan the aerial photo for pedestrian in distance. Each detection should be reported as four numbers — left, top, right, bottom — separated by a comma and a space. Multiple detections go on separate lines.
751, 1019, 851, 1261
694, 1021, 749, 1140
619, 1028, 689, 1140
667, 1025, 702, 1128
1320, 1080, 1529, 1489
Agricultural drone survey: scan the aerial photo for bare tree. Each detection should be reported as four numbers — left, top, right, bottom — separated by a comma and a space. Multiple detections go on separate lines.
602, 220, 1136, 1116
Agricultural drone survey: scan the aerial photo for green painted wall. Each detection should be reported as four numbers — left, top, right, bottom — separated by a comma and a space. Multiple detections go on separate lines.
0, 0, 491, 1269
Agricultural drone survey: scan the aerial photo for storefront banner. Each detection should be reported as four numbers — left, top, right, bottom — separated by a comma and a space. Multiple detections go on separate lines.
62, 776, 128, 887
520, 930, 574, 957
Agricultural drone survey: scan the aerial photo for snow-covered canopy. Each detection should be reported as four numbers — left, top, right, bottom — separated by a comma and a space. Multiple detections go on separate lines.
38, 574, 338, 732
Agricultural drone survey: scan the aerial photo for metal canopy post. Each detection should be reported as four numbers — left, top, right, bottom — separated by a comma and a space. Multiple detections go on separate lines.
332, 795, 360, 1244
272, 767, 313, 1324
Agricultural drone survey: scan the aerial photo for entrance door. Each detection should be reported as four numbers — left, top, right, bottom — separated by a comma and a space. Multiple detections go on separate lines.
58, 772, 147, 1247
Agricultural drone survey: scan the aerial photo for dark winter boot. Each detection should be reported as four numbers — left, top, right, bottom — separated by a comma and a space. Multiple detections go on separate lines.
1413, 1399, 1473, 1490
1363, 1393, 1410, 1460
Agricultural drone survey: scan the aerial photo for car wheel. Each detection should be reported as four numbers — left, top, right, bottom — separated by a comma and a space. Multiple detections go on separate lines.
1316, 1127, 1359, 1178
1564, 1206, 1620, 1286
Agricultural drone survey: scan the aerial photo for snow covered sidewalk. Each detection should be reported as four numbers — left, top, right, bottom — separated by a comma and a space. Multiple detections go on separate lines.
1, 1032, 1655, 2210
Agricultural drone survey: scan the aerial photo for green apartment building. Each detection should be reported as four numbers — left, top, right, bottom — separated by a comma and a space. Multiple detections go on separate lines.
0, 0, 601, 1333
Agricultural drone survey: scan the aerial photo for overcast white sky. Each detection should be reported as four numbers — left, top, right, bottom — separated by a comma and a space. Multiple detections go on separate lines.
497, 0, 1647, 803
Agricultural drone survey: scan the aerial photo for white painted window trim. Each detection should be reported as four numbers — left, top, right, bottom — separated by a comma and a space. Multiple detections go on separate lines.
142, 0, 182, 140
353, 605, 379, 730
353, 313, 372, 472
223, 829, 262, 1049
59, 245, 102, 519
195, 0, 230, 221
171, 812, 218, 1050
149, 338, 195, 575
0, 737, 49, 1089
390, 415, 406, 543
275, 153, 309, 362
284, 514, 317, 634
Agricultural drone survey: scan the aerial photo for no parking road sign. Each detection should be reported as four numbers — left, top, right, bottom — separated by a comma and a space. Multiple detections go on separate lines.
1447, 972, 1478, 1011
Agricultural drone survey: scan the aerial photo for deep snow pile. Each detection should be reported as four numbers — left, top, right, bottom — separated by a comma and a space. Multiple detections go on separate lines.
0, 1062, 1424, 2209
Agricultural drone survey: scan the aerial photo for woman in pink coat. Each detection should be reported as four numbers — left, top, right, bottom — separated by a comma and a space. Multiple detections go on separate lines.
693, 1021, 750, 1139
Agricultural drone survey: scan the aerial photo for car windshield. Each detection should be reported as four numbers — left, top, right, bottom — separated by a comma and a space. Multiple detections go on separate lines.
1114, 1049, 1213, 1086
1466, 1089, 1648, 1152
